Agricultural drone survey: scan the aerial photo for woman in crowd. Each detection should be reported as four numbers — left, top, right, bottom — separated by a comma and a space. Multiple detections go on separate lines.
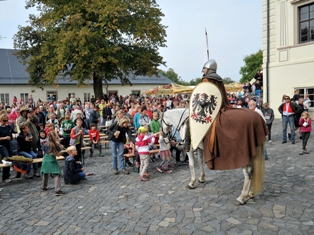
108, 117, 135, 175
17, 124, 39, 179
0, 110, 14, 183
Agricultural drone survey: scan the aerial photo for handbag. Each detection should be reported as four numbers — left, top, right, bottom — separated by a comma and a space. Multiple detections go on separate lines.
105, 119, 113, 127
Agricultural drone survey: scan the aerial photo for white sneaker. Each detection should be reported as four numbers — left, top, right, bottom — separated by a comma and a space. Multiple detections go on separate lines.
268, 140, 272, 143
1, 160, 12, 165
3, 179, 11, 183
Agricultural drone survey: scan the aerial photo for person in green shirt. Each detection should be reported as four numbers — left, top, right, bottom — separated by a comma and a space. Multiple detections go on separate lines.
61, 114, 75, 148
150, 112, 161, 134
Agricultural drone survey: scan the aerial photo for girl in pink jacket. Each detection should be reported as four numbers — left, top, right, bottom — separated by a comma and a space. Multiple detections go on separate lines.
299, 112, 312, 155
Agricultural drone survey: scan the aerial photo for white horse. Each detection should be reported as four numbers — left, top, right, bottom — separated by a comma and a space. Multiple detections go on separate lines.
161, 108, 265, 205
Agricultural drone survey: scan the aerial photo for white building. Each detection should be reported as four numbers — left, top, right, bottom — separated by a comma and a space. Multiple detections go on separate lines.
0, 48, 173, 104
262, 0, 314, 117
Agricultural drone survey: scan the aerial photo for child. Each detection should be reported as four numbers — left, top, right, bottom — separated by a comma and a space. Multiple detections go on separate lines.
123, 137, 135, 167
37, 130, 48, 164
41, 132, 65, 196
157, 133, 172, 173
64, 146, 92, 184
150, 112, 161, 157
88, 123, 103, 157
135, 126, 155, 181
299, 112, 312, 155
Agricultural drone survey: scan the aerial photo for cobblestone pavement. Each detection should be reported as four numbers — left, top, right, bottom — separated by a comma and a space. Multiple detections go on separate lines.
0, 119, 314, 235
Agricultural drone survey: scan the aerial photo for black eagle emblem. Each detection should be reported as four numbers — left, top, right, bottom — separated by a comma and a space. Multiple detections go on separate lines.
191, 93, 217, 124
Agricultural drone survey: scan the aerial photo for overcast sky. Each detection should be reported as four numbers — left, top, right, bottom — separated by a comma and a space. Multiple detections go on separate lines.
0, 0, 262, 83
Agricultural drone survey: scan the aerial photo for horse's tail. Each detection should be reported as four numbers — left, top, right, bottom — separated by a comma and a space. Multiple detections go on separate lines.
251, 143, 265, 195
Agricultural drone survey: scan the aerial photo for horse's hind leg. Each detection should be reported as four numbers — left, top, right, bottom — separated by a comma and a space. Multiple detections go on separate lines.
237, 164, 253, 205
187, 150, 197, 189
197, 148, 205, 183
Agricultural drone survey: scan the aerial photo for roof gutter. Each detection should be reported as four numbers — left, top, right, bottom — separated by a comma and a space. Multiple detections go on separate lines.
6, 49, 13, 85
266, 0, 270, 103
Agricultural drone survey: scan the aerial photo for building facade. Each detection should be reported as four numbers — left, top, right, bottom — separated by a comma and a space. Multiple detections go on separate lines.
263, 0, 314, 117
0, 49, 173, 104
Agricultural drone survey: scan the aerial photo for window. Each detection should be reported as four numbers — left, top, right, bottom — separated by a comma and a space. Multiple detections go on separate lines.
84, 93, 91, 102
298, 88, 314, 108
131, 90, 141, 96
108, 91, 118, 97
46, 91, 57, 102
20, 93, 28, 102
0, 93, 9, 104
299, 3, 314, 43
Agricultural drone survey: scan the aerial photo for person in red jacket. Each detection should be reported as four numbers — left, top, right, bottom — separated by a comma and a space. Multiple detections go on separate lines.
88, 123, 102, 157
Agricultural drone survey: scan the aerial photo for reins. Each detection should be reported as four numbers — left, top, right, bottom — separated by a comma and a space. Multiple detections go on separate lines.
161, 108, 188, 142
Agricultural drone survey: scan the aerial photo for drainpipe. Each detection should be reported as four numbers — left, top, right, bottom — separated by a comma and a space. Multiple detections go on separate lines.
266, 0, 270, 103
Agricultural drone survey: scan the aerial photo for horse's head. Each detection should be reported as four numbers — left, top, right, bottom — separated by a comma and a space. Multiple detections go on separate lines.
161, 108, 189, 138
160, 116, 172, 138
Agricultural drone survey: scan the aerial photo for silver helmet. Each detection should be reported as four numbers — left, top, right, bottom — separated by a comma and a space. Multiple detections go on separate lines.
202, 59, 222, 82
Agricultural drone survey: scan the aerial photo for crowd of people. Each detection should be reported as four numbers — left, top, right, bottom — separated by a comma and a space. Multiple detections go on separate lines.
0, 84, 312, 195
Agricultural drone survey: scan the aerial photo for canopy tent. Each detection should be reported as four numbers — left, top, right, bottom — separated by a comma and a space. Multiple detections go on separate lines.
142, 83, 193, 95
224, 82, 244, 93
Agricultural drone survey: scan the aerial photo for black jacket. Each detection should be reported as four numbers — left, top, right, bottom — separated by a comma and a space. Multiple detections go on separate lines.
278, 102, 298, 115
63, 156, 81, 184
17, 132, 33, 153
102, 107, 112, 120
107, 121, 135, 144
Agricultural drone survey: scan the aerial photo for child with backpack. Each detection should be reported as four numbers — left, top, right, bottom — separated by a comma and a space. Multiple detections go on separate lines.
156, 132, 172, 173
135, 126, 155, 181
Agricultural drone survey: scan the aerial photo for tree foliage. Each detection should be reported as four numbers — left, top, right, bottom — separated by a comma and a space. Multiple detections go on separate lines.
158, 68, 188, 86
13, 0, 167, 98
239, 50, 263, 84
222, 77, 234, 84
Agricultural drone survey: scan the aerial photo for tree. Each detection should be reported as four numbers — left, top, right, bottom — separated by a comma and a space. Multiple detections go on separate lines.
13, 0, 167, 98
187, 78, 201, 86
239, 50, 263, 84
158, 68, 188, 86
222, 77, 234, 84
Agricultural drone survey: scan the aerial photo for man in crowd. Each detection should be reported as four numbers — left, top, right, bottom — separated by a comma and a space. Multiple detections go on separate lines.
278, 96, 298, 144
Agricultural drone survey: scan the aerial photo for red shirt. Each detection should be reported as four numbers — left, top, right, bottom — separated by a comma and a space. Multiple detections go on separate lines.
89, 129, 100, 141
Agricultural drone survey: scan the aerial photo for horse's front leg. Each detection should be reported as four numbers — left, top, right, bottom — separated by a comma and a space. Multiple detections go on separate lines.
187, 150, 197, 189
197, 148, 205, 183
237, 164, 253, 205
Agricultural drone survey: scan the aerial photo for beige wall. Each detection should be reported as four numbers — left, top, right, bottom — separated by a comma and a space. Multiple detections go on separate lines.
0, 84, 160, 103
263, 0, 314, 118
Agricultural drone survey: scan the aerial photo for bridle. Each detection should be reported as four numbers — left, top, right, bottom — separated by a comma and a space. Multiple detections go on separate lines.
161, 108, 188, 140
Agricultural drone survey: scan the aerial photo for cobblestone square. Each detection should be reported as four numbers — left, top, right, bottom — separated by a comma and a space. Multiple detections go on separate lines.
0, 120, 313, 235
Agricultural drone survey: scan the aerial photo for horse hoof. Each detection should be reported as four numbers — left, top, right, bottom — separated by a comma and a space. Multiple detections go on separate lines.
198, 179, 205, 183
186, 185, 196, 190
236, 197, 245, 205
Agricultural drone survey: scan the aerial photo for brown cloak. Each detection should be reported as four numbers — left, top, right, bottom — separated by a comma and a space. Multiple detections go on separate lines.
202, 81, 268, 170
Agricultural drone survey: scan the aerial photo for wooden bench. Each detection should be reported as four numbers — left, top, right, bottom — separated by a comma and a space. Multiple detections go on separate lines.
84, 133, 106, 138
0, 156, 65, 169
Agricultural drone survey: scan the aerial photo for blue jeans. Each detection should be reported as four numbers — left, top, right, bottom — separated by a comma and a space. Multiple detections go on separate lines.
282, 115, 295, 142
110, 140, 125, 170
256, 89, 261, 98
76, 163, 86, 179
19, 151, 38, 173
264, 147, 268, 159
0, 145, 11, 180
